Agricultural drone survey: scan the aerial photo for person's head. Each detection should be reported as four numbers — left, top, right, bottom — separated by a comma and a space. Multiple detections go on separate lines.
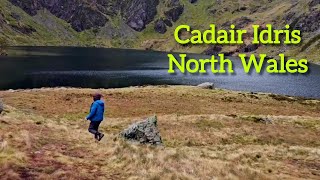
93, 92, 102, 101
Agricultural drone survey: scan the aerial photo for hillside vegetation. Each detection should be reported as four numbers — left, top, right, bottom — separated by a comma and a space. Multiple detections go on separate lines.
0, 86, 320, 179
0, 0, 319, 62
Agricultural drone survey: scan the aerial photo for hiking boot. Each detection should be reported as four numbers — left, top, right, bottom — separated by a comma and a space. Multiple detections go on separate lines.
98, 133, 104, 141
94, 133, 99, 140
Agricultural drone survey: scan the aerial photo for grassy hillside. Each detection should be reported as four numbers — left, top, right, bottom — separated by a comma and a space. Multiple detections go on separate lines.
0, 0, 319, 62
0, 86, 320, 179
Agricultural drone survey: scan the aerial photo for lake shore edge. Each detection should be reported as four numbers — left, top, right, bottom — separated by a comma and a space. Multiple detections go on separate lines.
1, 85, 320, 101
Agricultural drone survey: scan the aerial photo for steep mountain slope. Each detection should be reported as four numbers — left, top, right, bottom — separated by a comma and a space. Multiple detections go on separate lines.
0, 0, 319, 62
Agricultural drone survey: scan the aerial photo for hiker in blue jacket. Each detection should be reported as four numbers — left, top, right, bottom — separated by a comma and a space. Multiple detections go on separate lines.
86, 93, 105, 141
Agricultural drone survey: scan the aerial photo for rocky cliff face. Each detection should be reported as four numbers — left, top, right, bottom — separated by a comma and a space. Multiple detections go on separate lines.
9, 0, 115, 32
1, 0, 320, 62
9, 0, 161, 32
121, 0, 159, 31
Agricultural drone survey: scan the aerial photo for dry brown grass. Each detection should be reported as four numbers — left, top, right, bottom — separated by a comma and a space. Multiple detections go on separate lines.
0, 86, 320, 179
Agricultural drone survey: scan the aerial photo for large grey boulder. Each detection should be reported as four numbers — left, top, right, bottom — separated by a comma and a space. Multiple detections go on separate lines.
120, 116, 162, 145
0, 100, 3, 114
197, 82, 215, 89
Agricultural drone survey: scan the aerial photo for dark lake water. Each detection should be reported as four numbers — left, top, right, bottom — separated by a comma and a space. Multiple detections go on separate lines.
0, 46, 320, 99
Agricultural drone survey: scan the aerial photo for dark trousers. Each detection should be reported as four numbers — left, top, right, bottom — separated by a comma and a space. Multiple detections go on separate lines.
88, 121, 101, 136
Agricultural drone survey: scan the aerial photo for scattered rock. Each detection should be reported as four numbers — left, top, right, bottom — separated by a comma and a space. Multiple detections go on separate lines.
202, 46, 222, 55
294, 10, 320, 32
120, 116, 163, 145
189, 0, 197, 3
232, 6, 247, 13
154, 18, 167, 34
233, 16, 254, 28
197, 82, 215, 89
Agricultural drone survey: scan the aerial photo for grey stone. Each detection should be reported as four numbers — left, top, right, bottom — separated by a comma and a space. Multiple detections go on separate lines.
197, 82, 215, 89
154, 18, 167, 34
254, 117, 273, 124
120, 116, 162, 145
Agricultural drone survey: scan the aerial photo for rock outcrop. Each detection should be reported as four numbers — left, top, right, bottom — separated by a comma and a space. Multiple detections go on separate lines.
154, 18, 167, 34
9, 0, 114, 32
120, 116, 162, 145
121, 0, 159, 31
197, 82, 215, 89
294, 10, 320, 32
164, 0, 184, 22
9, 0, 159, 32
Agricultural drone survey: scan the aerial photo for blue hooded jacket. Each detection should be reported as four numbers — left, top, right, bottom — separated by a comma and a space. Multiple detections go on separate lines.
86, 100, 105, 121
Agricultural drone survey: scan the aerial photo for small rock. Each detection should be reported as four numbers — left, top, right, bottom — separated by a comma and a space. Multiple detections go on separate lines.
197, 82, 215, 89
120, 116, 163, 145
189, 0, 197, 3
253, 117, 273, 124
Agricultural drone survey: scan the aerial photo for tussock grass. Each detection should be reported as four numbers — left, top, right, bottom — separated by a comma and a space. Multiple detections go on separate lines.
0, 86, 319, 179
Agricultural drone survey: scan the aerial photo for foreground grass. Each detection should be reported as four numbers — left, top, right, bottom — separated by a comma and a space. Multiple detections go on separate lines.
0, 86, 320, 179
